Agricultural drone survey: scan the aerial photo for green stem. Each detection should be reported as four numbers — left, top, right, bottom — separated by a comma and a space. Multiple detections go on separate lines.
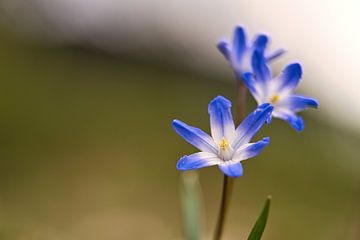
213, 78, 247, 240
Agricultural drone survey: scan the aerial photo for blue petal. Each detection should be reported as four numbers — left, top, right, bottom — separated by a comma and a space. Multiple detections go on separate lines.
287, 95, 319, 111
288, 115, 304, 132
274, 111, 304, 132
242, 72, 260, 101
233, 137, 270, 161
251, 50, 272, 82
277, 63, 302, 92
232, 103, 273, 149
173, 120, 218, 153
177, 152, 222, 171
233, 26, 247, 63
252, 34, 268, 53
217, 39, 231, 61
208, 96, 235, 142
266, 48, 286, 62
266, 115, 272, 124
218, 162, 243, 178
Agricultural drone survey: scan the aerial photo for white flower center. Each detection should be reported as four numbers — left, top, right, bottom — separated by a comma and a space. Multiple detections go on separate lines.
269, 94, 280, 105
218, 138, 233, 161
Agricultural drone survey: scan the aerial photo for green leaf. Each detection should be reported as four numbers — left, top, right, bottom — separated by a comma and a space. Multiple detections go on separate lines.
180, 171, 202, 240
247, 196, 271, 240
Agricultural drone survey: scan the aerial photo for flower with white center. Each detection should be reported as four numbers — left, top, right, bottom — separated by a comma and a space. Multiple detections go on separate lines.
172, 96, 273, 178
217, 25, 285, 79
243, 51, 319, 131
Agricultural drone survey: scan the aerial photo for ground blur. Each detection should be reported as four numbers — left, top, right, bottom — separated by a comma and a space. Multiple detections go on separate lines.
0, 29, 360, 240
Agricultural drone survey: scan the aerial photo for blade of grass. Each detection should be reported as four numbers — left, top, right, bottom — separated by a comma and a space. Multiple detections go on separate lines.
247, 196, 271, 240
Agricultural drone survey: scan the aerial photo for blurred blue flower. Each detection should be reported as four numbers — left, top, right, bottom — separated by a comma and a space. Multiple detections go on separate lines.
217, 25, 285, 79
172, 96, 273, 178
243, 51, 319, 132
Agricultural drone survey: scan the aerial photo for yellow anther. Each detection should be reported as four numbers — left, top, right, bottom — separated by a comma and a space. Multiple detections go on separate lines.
219, 138, 229, 150
269, 95, 280, 104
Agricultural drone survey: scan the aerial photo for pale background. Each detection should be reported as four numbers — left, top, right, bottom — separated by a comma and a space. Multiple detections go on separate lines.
0, 1, 359, 240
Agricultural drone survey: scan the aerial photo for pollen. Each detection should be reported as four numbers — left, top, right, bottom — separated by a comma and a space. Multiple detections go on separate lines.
269, 95, 280, 104
219, 138, 229, 150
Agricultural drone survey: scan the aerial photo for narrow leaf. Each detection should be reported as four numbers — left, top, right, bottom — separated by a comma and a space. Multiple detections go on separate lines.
247, 196, 271, 240
180, 171, 202, 240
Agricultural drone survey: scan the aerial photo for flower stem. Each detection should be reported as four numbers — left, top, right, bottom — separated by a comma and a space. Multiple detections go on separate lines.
213, 79, 247, 240
236, 78, 247, 125
213, 175, 234, 240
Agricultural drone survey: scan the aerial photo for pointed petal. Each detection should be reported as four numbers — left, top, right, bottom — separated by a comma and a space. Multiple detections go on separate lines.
243, 72, 262, 103
208, 96, 236, 143
177, 152, 222, 171
233, 137, 270, 162
266, 48, 286, 62
284, 95, 319, 112
266, 115, 273, 124
218, 162, 243, 178
273, 110, 304, 132
251, 50, 272, 83
277, 63, 302, 92
173, 120, 218, 153
252, 34, 268, 53
233, 26, 247, 63
232, 104, 273, 149
217, 39, 231, 61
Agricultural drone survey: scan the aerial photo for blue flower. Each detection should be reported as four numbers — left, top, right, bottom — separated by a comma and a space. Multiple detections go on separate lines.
172, 96, 273, 178
217, 25, 285, 79
243, 51, 319, 132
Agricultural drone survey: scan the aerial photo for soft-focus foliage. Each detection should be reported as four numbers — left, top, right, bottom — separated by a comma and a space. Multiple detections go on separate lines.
180, 172, 201, 240
0, 28, 360, 239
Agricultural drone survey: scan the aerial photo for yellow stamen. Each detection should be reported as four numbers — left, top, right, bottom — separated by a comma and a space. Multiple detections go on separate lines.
269, 95, 280, 104
219, 138, 229, 150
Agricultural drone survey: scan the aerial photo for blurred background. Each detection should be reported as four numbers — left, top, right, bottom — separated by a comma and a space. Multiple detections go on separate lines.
0, 0, 360, 239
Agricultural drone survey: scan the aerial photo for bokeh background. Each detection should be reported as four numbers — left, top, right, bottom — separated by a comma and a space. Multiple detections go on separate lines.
0, 1, 360, 239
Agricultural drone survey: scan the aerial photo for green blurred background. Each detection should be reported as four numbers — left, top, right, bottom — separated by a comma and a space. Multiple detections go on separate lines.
0, 16, 360, 240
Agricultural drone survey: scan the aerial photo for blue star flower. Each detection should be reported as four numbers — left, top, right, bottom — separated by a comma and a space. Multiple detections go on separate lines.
243, 51, 319, 132
217, 25, 285, 79
172, 96, 273, 178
